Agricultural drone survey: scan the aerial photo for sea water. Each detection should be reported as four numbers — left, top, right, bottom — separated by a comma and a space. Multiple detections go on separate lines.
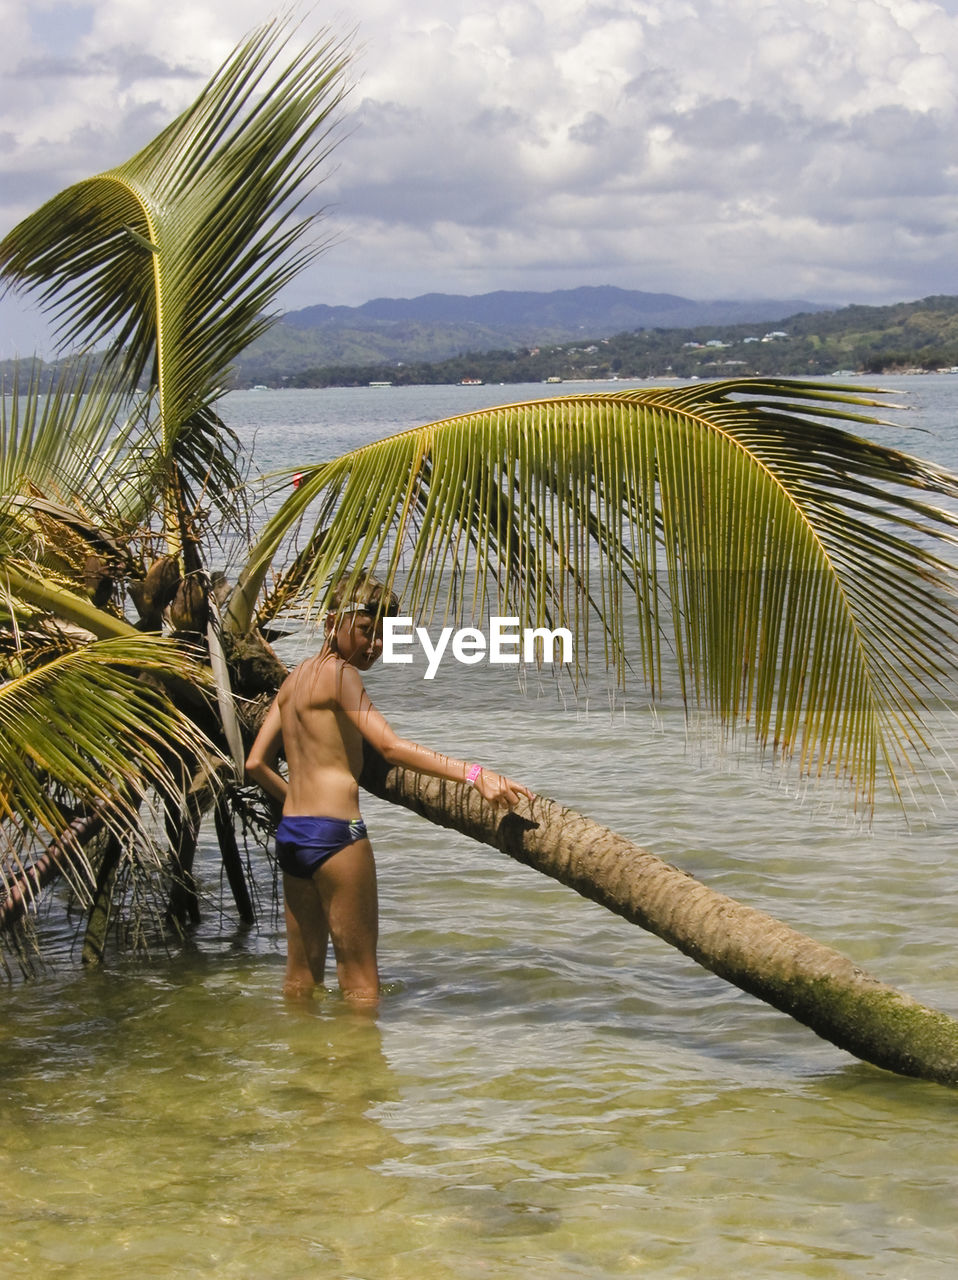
2, 377, 957, 1279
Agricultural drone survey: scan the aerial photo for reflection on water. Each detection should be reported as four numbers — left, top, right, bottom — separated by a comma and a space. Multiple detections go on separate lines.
4, 379, 958, 1278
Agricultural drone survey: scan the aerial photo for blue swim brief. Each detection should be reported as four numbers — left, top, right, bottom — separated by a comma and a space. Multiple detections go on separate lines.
275, 815, 368, 879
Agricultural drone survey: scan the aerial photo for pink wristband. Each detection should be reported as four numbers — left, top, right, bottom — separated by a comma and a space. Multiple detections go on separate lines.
466, 763, 482, 785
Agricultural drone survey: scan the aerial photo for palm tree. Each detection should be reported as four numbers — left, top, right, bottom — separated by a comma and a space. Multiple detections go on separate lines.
0, 13, 352, 957
0, 16, 350, 570
2, 14, 958, 1081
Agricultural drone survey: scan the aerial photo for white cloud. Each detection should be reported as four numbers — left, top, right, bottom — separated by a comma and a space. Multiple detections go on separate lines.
3, 0, 958, 337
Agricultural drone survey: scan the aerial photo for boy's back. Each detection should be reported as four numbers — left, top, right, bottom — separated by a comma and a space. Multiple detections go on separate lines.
277, 655, 366, 820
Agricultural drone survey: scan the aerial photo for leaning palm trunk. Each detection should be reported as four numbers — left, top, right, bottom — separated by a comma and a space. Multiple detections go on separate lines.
0, 811, 104, 932
361, 748, 958, 1086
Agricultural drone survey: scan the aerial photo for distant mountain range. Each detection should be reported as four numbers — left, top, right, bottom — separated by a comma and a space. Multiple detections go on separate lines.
13, 288, 958, 392
233, 285, 830, 381
283, 285, 828, 334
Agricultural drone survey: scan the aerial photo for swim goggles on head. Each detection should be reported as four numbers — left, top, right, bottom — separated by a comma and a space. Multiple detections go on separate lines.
336, 600, 399, 618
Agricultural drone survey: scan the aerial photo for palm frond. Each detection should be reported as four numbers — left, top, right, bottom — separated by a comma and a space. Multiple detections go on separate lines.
231, 378, 958, 805
0, 634, 221, 906
0, 15, 352, 541
1, 561, 141, 644
0, 358, 156, 535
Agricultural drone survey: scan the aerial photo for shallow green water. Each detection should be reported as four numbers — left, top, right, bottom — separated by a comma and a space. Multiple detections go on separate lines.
4, 380, 958, 1278
5, 684, 957, 1279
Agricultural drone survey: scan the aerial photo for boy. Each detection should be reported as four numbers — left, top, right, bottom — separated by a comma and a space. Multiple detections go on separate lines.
246, 577, 533, 1003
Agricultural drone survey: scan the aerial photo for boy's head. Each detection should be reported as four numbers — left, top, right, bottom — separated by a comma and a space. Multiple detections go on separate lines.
325, 575, 400, 669
327, 575, 399, 618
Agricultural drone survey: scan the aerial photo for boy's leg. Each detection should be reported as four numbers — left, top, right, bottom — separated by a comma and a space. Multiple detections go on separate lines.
282, 873, 330, 996
314, 838, 380, 1004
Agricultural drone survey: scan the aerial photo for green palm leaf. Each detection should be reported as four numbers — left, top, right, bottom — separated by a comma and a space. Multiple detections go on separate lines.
0, 359, 171, 656
0, 635, 220, 904
0, 359, 155, 539
0, 16, 352, 547
232, 378, 958, 805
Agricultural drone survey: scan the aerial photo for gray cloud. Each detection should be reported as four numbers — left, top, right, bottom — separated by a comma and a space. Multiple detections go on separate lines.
4, 0, 958, 314
11, 48, 202, 84
568, 112, 612, 147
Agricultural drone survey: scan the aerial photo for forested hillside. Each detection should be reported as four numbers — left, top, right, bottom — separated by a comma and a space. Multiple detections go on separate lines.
248, 295, 958, 387
8, 294, 958, 391
230, 284, 824, 381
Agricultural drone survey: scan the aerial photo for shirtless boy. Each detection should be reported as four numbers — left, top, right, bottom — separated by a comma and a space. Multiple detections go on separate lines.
246, 577, 534, 1004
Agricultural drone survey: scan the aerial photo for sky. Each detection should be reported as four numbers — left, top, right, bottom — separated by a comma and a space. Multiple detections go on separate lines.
4, 0, 958, 354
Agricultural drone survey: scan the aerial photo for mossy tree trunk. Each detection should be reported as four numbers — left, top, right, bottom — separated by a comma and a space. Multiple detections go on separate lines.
361, 746, 958, 1086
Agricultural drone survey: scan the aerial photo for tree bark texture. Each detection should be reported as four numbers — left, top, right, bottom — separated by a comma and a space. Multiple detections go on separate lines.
214, 795, 256, 925
81, 831, 124, 965
361, 748, 958, 1087
0, 812, 103, 931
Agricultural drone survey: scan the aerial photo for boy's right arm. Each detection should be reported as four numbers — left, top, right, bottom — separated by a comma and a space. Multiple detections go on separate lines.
337, 665, 534, 809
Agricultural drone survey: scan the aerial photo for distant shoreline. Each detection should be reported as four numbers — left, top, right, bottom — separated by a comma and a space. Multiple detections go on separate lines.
8, 294, 958, 392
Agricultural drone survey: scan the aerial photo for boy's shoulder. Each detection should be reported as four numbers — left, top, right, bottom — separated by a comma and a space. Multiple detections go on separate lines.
290, 652, 364, 707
